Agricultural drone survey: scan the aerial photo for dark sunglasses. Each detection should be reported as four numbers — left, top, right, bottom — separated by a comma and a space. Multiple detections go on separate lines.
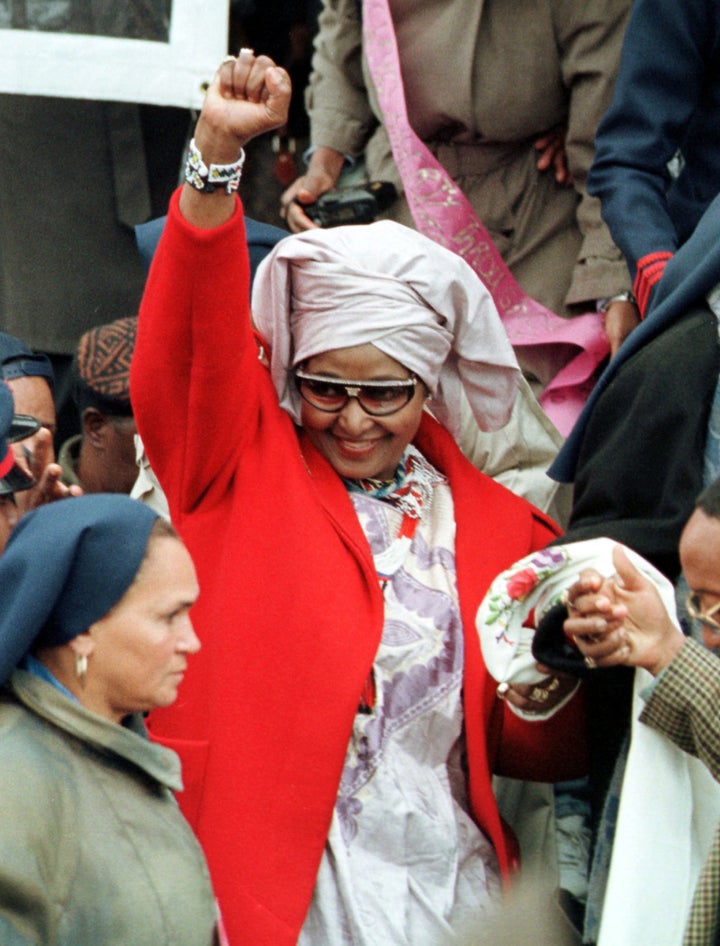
294, 369, 419, 416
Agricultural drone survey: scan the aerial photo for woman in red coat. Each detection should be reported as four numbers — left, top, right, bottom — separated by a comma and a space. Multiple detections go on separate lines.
132, 53, 584, 945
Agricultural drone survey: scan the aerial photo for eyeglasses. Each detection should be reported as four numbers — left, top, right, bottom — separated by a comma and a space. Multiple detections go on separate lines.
294, 369, 419, 417
686, 592, 720, 633
294, 370, 419, 416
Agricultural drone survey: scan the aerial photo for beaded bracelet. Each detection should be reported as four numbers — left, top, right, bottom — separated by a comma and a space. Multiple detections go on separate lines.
184, 138, 246, 194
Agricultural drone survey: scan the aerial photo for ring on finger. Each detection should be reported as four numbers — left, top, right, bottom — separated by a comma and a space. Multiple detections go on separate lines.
529, 686, 550, 703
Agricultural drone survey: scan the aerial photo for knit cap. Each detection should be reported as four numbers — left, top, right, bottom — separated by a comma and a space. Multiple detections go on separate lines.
73, 317, 137, 416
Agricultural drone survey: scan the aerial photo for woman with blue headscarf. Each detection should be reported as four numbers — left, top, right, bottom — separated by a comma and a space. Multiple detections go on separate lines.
0, 494, 222, 946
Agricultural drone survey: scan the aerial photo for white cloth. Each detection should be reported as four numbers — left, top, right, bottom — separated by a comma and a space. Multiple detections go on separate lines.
130, 434, 170, 521
598, 671, 720, 946
475, 537, 676, 720
251, 220, 520, 440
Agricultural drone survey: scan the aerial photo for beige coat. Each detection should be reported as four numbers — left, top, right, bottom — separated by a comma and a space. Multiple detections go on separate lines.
307, 0, 632, 314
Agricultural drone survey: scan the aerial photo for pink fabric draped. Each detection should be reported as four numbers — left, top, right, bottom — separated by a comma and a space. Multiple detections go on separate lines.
361, 0, 609, 436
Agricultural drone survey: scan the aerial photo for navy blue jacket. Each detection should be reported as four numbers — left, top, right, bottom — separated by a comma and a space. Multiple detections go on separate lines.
135, 213, 288, 286
588, 0, 720, 278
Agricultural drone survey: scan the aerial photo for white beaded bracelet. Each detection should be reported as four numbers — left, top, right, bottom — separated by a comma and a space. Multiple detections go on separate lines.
185, 137, 246, 194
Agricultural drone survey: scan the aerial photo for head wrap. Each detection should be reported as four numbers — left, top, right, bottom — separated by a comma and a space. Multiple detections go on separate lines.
0, 332, 54, 387
73, 316, 137, 416
0, 382, 35, 496
0, 494, 159, 686
251, 220, 520, 438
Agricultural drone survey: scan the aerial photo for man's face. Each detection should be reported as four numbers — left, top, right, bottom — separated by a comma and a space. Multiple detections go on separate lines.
6, 375, 57, 463
679, 508, 720, 649
106, 416, 139, 494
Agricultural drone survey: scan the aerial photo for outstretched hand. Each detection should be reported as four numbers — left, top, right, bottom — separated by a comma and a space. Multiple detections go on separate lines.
564, 545, 685, 675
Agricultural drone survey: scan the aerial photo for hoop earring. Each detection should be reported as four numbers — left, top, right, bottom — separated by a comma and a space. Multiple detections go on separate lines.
75, 653, 88, 686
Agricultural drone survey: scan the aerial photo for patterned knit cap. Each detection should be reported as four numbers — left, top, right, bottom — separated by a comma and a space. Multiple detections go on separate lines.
72, 316, 137, 416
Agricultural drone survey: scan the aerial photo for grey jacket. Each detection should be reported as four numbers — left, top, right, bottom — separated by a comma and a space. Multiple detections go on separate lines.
0, 671, 218, 946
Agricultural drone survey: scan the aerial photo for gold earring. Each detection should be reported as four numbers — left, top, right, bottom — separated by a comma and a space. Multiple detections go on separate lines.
75, 653, 88, 686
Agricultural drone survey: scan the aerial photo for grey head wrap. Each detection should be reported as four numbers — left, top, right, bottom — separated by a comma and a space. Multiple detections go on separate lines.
251, 220, 519, 439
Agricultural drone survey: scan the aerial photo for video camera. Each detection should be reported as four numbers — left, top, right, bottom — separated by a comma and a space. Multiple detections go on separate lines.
299, 181, 398, 228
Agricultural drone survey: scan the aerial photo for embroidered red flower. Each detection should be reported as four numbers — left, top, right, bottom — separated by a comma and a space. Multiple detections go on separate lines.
506, 567, 538, 600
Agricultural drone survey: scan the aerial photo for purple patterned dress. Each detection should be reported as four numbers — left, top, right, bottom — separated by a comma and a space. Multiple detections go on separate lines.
299, 448, 501, 945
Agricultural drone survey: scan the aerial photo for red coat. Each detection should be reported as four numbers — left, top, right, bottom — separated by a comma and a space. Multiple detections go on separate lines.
132, 191, 585, 945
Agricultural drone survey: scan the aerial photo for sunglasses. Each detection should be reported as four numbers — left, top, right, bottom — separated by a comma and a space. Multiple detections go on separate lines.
686, 592, 720, 633
294, 369, 419, 417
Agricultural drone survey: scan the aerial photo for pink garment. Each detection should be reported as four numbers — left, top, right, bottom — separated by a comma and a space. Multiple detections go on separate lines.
361, 0, 610, 435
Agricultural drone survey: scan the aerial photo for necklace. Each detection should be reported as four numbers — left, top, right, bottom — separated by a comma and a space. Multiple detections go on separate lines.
346, 447, 446, 712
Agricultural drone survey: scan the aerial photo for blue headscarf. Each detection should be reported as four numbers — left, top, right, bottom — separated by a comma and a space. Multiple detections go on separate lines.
0, 494, 159, 686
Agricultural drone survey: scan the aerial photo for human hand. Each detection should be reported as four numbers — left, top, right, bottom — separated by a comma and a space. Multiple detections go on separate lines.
564, 545, 685, 675
279, 146, 345, 232
534, 126, 573, 187
12, 427, 82, 516
197, 50, 291, 158
604, 300, 641, 358
497, 666, 577, 716
563, 566, 628, 668
180, 50, 291, 227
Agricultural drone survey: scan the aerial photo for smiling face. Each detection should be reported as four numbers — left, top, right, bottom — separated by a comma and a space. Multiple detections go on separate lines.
66, 535, 201, 723
679, 508, 720, 649
300, 343, 426, 480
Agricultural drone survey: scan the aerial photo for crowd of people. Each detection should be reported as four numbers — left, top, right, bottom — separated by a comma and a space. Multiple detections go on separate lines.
1, 3, 720, 945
